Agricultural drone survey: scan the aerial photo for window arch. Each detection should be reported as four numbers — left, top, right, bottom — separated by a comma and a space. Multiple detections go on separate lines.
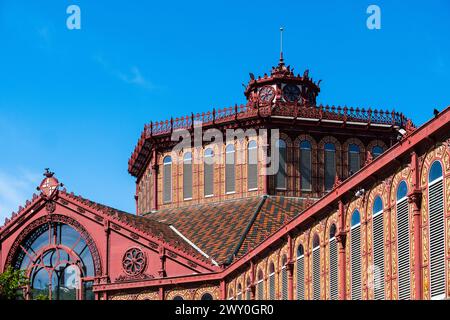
372, 146, 384, 158
324, 143, 336, 191
246, 276, 252, 300
312, 234, 321, 300
257, 270, 264, 300
228, 288, 234, 300
201, 293, 213, 300
348, 144, 360, 176
276, 139, 287, 189
173, 296, 184, 300
13, 222, 96, 300
351, 210, 362, 300
163, 156, 172, 203
300, 140, 312, 191
296, 245, 305, 300
329, 224, 338, 300
225, 144, 236, 193
268, 262, 276, 300
248, 140, 258, 191
428, 161, 445, 299
183, 152, 192, 200
372, 196, 385, 300
204, 148, 214, 197
396, 180, 410, 300
281, 255, 288, 300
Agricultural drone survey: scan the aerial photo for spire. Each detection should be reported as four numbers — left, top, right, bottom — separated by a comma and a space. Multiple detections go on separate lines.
279, 27, 284, 66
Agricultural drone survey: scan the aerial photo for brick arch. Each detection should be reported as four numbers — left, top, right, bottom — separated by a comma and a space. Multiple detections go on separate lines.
166, 288, 194, 300
419, 143, 450, 299
318, 136, 342, 193
110, 293, 137, 300
193, 286, 220, 300
136, 291, 159, 300
342, 138, 366, 178
345, 197, 367, 299
324, 211, 338, 300
365, 181, 390, 300
388, 165, 413, 299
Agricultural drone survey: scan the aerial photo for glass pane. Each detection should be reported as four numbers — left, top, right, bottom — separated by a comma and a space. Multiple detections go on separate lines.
429, 161, 443, 182
373, 196, 383, 214
397, 181, 408, 200
351, 210, 361, 226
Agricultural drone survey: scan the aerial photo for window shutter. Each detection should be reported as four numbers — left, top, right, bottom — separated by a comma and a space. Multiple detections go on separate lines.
246, 289, 251, 300
237, 292, 242, 300
329, 237, 338, 300
300, 148, 312, 191
351, 224, 362, 300
276, 145, 287, 189
373, 210, 385, 300
257, 280, 264, 300
248, 145, 258, 190
225, 150, 235, 193
163, 163, 172, 203
281, 266, 288, 300
204, 157, 214, 196
313, 247, 321, 300
429, 178, 445, 299
324, 150, 335, 191
183, 157, 192, 200
397, 198, 411, 300
296, 255, 305, 300
269, 272, 275, 299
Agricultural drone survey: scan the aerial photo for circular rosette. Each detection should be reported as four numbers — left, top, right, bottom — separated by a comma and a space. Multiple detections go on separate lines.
122, 247, 147, 275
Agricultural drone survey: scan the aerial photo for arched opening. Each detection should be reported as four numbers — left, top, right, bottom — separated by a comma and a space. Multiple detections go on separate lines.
163, 156, 172, 203
237, 283, 242, 300
268, 262, 275, 299
296, 244, 305, 300
372, 196, 385, 300
248, 140, 258, 191
281, 255, 288, 300
312, 234, 321, 300
324, 143, 336, 191
329, 224, 338, 300
204, 149, 214, 197
201, 293, 213, 300
276, 139, 287, 190
225, 144, 236, 193
351, 210, 362, 300
348, 144, 360, 176
183, 152, 193, 200
257, 270, 264, 299
396, 180, 410, 300
300, 140, 312, 191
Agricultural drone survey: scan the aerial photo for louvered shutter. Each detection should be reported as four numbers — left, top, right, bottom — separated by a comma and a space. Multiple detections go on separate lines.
313, 247, 321, 300
429, 178, 445, 299
329, 237, 338, 300
300, 148, 312, 191
373, 210, 385, 300
324, 150, 335, 191
269, 272, 275, 299
257, 280, 264, 300
351, 224, 362, 300
204, 153, 214, 196
296, 254, 305, 300
397, 198, 411, 300
225, 149, 235, 193
248, 145, 258, 190
276, 145, 287, 189
281, 266, 288, 300
246, 289, 251, 300
183, 156, 192, 200
163, 162, 172, 203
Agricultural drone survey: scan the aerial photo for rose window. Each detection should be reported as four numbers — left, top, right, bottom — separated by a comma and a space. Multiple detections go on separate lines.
122, 248, 146, 275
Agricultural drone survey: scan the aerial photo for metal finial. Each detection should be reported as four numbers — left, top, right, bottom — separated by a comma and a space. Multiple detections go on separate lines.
279, 27, 284, 65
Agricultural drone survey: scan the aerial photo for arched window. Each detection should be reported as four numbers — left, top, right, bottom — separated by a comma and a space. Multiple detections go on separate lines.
351, 210, 362, 300
228, 288, 234, 300
13, 223, 96, 300
204, 149, 214, 197
201, 293, 213, 300
163, 156, 172, 203
173, 296, 184, 300
257, 270, 264, 300
324, 143, 336, 191
225, 144, 236, 193
237, 284, 243, 300
183, 152, 192, 200
329, 224, 338, 300
281, 255, 288, 300
268, 263, 275, 300
296, 245, 305, 300
428, 161, 445, 299
248, 140, 258, 191
246, 276, 252, 300
312, 234, 321, 300
300, 140, 312, 191
348, 144, 360, 176
372, 146, 383, 158
396, 180, 410, 300
372, 196, 385, 300
276, 139, 287, 189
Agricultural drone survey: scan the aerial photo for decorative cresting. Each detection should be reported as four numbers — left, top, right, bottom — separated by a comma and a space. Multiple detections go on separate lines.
122, 247, 147, 276
419, 143, 450, 300
4, 214, 102, 276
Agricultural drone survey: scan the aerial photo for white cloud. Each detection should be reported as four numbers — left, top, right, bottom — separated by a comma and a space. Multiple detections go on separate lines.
93, 54, 155, 90
0, 169, 41, 225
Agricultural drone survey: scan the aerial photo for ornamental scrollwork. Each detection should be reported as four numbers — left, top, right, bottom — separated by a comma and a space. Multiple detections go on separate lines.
122, 247, 147, 276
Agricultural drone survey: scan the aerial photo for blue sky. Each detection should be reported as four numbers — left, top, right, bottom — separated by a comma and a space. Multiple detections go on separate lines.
0, 0, 449, 222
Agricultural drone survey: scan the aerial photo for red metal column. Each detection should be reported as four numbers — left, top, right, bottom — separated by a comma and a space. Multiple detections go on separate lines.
220, 279, 226, 299
337, 200, 347, 300
287, 234, 294, 300
152, 148, 158, 211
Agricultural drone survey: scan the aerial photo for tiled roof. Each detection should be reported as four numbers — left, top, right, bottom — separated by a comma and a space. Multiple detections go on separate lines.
145, 196, 313, 265
61, 191, 207, 262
